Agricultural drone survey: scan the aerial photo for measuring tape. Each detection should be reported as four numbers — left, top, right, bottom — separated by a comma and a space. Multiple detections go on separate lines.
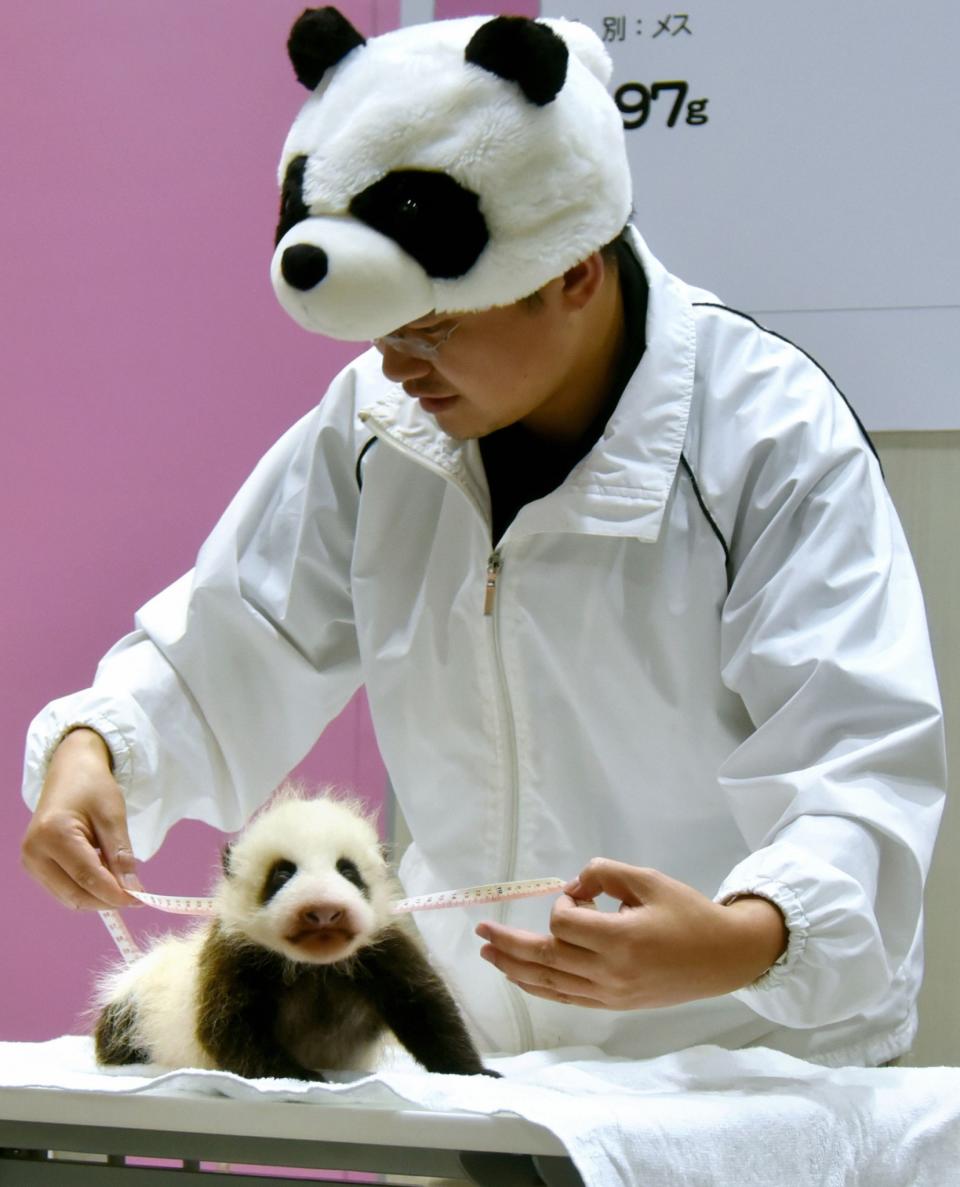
99, 876, 566, 962
392, 876, 566, 913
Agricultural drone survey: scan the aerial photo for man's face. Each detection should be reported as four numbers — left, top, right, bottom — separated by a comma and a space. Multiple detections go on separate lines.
375, 278, 584, 442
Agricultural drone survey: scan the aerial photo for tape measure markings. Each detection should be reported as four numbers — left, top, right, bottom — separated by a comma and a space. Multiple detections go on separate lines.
127, 877, 566, 917
391, 877, 566, 913
98, 909, 143, 966
101, 877, 567, 963
130, 891, 213, 915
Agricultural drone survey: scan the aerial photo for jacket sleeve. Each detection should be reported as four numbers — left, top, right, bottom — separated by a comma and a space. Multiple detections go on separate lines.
699, 318, 946, 1030
22, 363, 371, 859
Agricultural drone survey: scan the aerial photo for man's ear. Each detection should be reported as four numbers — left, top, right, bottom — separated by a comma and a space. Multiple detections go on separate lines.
560, 252, 606, 310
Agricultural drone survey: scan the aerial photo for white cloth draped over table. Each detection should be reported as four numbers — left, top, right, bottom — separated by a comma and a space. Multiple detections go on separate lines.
2, 1037, 959, 1186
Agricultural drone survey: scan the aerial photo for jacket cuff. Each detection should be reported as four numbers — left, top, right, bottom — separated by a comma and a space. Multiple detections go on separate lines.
716, 877, 809, 991
712, 839, 898, 1028
22, 694, 138, 809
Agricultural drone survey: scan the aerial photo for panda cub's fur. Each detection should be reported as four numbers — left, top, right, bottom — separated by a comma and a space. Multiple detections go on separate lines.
94, 790, 493, 1079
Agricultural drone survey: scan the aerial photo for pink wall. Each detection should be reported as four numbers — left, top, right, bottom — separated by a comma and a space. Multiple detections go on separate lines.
1, 0, 395, 1043
2, 0, 540, 1048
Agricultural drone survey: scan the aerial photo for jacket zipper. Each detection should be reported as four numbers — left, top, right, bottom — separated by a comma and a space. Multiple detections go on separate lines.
483, 551, 502, 616
359, 419, 534, 1051
482, 546, 535, 1052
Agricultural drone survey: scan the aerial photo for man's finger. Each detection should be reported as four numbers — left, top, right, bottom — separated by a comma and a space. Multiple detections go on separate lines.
512, 979, 606, 1009
475, 919, 601, 986
29, 856, 116, 912
548, 894, 636, 950
476, 919, 594, 967
565, 858, 664, 907
478, 935, 599, 1000
54, 834, 141, 909
91, 824, 143, 892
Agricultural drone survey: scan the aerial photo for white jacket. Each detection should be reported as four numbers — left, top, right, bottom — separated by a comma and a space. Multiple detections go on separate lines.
24, 230, 946, 1067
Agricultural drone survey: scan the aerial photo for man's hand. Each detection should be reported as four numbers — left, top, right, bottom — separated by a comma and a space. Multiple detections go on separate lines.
21, 728, 143, 910
475, 858, 788, 1010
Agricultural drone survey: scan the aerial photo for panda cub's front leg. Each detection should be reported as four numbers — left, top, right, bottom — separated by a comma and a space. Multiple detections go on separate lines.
357, 926, 499, 1077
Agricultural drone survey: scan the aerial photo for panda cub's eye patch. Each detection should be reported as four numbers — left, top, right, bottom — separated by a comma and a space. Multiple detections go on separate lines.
261, 858, 298, 904
336, 857, 368, 895
275, 155, 310, 247
349, 170, 488, 279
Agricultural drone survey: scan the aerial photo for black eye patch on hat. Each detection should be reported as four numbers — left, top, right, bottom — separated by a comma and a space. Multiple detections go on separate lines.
349, 170, 489, 279
275, 155, 311, 247
271, 9, 632, 340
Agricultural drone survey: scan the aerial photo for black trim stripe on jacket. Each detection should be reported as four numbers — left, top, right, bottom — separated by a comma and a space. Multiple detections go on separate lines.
355, 435, 378, 491
679, 453, 730, 577
692, 302, 883, 475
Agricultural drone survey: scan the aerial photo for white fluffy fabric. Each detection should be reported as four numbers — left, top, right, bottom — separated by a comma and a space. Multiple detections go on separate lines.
271, 15, 632, 340
4, 1037, 960, 1186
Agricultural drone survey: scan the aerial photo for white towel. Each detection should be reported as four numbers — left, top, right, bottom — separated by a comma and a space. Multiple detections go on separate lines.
2, 1036, 959, 1186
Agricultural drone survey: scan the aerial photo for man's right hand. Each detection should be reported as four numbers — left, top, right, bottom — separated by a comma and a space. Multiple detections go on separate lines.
21, 728, 143, 910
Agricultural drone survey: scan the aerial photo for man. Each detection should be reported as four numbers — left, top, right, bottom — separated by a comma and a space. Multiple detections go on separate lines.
22, 11, 945, 1066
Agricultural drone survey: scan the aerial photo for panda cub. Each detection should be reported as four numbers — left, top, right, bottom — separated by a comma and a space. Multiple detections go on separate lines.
94, 790, 494, 1079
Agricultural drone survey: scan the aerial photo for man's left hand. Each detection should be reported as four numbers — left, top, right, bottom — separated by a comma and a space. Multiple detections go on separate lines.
475, 858, 788, 1010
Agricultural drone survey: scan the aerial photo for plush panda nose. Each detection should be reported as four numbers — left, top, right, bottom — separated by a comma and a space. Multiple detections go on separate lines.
271, 215, 434, 340
281, 243, 329, 291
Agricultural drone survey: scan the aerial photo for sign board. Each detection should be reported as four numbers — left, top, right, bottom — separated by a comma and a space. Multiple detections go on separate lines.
403, 0, 959, 428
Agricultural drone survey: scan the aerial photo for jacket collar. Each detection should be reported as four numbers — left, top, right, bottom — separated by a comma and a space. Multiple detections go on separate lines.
360, 227, 695, 542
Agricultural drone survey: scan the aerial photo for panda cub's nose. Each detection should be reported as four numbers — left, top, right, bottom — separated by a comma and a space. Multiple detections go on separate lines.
281, 243, 329, 291
300, 904, 344, 928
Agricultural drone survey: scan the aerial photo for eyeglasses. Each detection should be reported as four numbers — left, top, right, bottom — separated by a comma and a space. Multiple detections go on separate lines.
373, 318, 460, 360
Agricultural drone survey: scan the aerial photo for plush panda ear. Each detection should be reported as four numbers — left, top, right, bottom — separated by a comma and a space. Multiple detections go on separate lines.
288, 6, 366, 90
464, 16, 568, 106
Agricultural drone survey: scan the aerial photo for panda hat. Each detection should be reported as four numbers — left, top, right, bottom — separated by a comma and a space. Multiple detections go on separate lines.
270, 8, 632, 341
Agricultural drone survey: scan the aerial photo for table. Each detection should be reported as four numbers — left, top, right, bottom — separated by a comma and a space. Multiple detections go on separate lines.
0, 1083, 584, 1186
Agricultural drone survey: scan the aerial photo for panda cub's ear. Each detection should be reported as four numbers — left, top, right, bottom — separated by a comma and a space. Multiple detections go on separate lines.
465, 16, 568, 106
288, 6, 366, 90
